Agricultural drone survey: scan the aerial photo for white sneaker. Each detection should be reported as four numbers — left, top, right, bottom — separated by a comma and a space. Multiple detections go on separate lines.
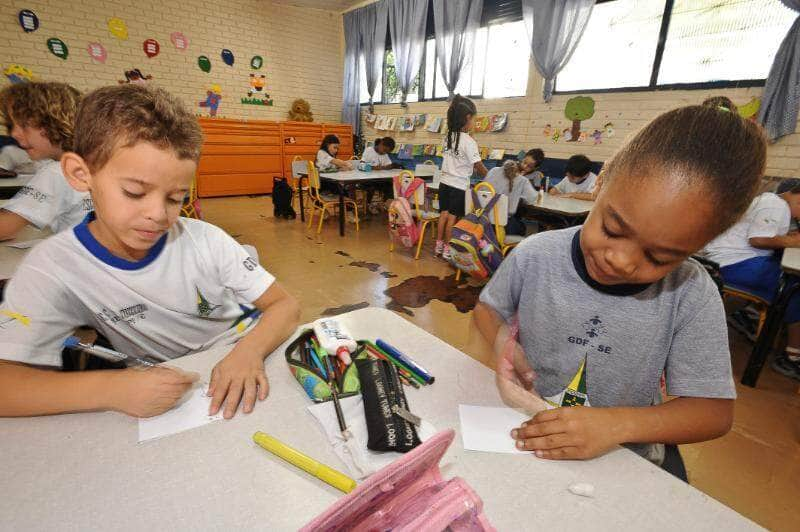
434, 240, 444, 256
442, 244, 453, 260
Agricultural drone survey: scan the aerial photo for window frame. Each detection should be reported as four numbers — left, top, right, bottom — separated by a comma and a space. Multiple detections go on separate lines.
553, 0, 774, 95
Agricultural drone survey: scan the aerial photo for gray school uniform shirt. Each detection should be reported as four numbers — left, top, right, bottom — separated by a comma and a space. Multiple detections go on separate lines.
479, 226, 736, 459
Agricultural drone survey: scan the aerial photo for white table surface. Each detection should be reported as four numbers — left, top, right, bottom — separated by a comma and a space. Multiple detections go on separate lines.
0, 223, 49, 279
0, 308, 757, 531
0, 173, 32, 188
529, 193, 594, 216
781, 247, 800, 275
319, 169, 399, 182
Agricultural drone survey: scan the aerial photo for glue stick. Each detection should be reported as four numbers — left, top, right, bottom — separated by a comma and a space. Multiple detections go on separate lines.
313, 318, 357, 366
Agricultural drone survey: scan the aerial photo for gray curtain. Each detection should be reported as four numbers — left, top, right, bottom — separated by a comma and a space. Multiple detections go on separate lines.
388, 0, 428, 107
342, 9, 362, 133
758, 0, 800, 141
433, 0, 483, 99
360, 1, 389, 113
521, 0, 595, 102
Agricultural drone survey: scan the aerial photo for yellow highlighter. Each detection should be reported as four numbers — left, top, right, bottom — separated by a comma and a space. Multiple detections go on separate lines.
252, 431, 357, 494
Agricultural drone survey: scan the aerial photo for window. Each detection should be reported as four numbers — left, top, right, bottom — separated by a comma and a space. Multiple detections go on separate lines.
556, 0, 797, 93
358, 55, 383, 104
383, 50, 420, 104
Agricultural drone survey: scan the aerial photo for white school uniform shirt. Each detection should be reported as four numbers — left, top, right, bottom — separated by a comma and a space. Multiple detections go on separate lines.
316, 149, 334, 170
0, 215, 275, 367
2, 159, 93, 233
361, 146, 392, 168
553, 171, 597, 195
704, 192, 791, 267
484, 167, 538, 215
440, 133, 481, 190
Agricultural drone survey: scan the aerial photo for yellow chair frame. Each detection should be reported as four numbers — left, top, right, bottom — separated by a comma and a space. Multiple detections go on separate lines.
305, 161, 359, 235
722, 287, 769, 338
389, 170, 438, 260
180, 177, 201, 219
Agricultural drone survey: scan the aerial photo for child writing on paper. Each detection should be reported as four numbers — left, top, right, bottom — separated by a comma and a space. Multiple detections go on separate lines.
549, 155, 597, 197
435, 95, 488, 259
484, 161, 537, 236
0, 84, 300, 420
474, 106, 766, 479
0, 82, 93, 239
361, 137, 401, 170
317, 134, 354, 172
703, 178, 800, 381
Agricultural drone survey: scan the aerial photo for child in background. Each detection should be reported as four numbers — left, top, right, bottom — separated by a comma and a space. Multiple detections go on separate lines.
0, 84, 300, 419
485, 160, 537, 236
361, 137, 400, 170
520, 148, 545, 189
703, 178, 800, 380
474, 106, 765, 479
0, 135, 36, 177
0, 82, 92, 239
561, 172, 604, 202
436, 95, 488, 259
549, 154, 597, 196
316, 134, 353, 172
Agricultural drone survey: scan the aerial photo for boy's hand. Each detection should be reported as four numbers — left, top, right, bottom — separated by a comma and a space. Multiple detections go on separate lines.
112, 366, 199, 418
208, 346, 268, 419
511, 406, 620, 460
494, 329, 549, 415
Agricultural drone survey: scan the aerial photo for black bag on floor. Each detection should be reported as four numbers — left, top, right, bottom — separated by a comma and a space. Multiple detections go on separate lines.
273, 177, 296, 219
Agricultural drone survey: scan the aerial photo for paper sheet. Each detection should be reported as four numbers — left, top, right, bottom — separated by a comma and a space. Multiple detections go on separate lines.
138, 387, 222, 443
4, 239, 43, 249
458, 404, 531, 454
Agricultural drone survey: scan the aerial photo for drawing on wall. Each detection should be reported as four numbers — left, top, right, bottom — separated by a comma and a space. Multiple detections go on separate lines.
170, 32, 188, 51
118, 68, 152, 84
242, 74, 273, 106
198, 55, 211, 73
87, 42, 107, 63
564, 96, 595, 142
250, 56, 263, 69
47, 38, 69, 60
143, 39, 160, 58
603, 122, 614, 137
4, 64, 34, 84
425, 117, 443, 133
398, 115, 415, 131
542, 124, 552, 137
108, 18, 128, 40
221, 49, 234, 66
199, 84, 222, 117
18, 10, 39, 33
738, 97, 761, 121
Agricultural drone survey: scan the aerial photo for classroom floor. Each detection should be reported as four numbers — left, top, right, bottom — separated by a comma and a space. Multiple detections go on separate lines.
202, 195, 800, 531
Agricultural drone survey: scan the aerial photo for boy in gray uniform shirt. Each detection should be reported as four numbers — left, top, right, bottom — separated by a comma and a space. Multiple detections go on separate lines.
475, 106, 766, 479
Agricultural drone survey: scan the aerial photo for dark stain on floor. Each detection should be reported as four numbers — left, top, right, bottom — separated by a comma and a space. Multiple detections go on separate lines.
322, 301, 370, 316
381, 272, 398, 278
349, 261, 381, 272
384, 274, 482, 315
335, 251, 352, 258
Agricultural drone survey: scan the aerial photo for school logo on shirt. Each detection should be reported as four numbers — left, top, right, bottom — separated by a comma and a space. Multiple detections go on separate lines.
81, 197, 94, 211
95, 303, 149, 326
196, 288, 221, 317
16, 186, 50, 203
545, 356, 589, 407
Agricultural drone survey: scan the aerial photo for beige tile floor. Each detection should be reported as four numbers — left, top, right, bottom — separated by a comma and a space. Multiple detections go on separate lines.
203, 195, 800, 531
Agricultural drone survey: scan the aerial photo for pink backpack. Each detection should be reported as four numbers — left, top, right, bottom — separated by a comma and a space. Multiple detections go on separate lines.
301, 429, 495, 532
388, 175, 424, 248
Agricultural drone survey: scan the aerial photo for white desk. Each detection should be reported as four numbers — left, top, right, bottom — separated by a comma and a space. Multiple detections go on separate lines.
0, 308, 756, 531
781, 247, 800, 275
522, 193, 594, 227
312, 169, 400, 236
0, 173, 31, 198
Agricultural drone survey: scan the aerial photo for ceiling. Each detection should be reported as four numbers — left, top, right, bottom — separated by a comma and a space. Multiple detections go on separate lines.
268, 0, 367, 12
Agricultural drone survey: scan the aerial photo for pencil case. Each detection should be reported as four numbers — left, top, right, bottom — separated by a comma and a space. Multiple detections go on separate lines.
301, 429, 495, 532
284, 329, 363, 403
356, 357, 421, 453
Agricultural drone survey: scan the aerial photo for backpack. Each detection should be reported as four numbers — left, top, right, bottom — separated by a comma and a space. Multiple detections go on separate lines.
448, 190, 504, 279
388, 175, 424, 248
272, 177, 296, 219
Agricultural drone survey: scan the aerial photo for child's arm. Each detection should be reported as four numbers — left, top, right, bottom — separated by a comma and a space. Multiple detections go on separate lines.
208, 282, 300, 419
511, 397, 733, 459
560, 192, 593, 200
0, 360, 198, 417
750, 232, 800, 249
0, 210, 31, 241
331, 158, 354, 170
474, 161, 488, 178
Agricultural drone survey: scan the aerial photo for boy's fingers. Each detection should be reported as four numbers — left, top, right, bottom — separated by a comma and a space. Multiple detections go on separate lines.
257, 373, 269, 400
515, 433, 572, 451
207, 367, 220, 396
242, 378, 257, 414
223, 380, 244, 419
535, 446, 581, 460
512, 420, 566, 440
209, 377, 230, 415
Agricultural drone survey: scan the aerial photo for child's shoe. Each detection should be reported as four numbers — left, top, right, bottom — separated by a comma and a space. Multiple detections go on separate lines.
442, 244, 453, 260
771, 351, 800, 381
434, 240, 444, 256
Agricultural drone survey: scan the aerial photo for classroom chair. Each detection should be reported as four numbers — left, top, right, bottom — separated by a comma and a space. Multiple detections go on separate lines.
290, 156, 310, 214
388, 170, 437, 260
305, 161, 359, 235
180, 177, 202, 219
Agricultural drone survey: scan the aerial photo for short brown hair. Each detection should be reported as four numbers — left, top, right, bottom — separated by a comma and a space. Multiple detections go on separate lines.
601, 105, 766, 234
702, 96, 737, 114
73, 84, 203, 171
0, 81, 81, 151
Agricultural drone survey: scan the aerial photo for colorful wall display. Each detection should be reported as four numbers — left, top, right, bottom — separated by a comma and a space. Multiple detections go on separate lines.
564, 96, 595, 142
199, 84, 222, 117
170, 32, 188, 51
108, 18, 128, 40
198, 55, 211, 73
4, 64, 34, 84
47, 38, 68, 60
87, 42, 107, 63
143, 39, 160, 58
221, 49, 234, 66
250, 55, 263, 69
18, 10, 39, 33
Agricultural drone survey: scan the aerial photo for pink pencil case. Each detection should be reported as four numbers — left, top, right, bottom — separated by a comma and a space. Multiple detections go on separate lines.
301, 429, 495, 532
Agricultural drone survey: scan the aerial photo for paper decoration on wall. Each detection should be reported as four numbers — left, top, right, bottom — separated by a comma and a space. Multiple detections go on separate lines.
397, 144, 413, 159
18, 10, 39, 33
198, 55, 211, 73
288, 99, 313, 121
242, 74, 273, 106
87, 42, 107, 63
143, 39, 160, 58
479, 147, 490, 160
738, 97, 761, 121
199, 84, 222, 117
516, 150, 526, 160
399, 116, 415, 131
542, 124, 552, 137
385, 116, 397, 131
221, 49, 234, 66
108, 18, 128, 40
425, 117, 443, 133
603, 122, 614, 137
551, 129, 561, 143
561, 128, 572, 142
578, 131, 587, 143
591, 129, 603, 145
564, 96, 595, 142
373, 115, 385, 130
4, 64, 34, 84
119, 68, 152, 84
414, 113, 427, 127
435, 145, 443, 156
47, 38, 69, 60
423, 145, 436, 156
412, 145, 424, 157
170, 32, 188, 51
473, 116, 490, 133
365, 114, 377, 125
250, 55, 263, 69
489, 113, 507, 132
489, 149, 505, 160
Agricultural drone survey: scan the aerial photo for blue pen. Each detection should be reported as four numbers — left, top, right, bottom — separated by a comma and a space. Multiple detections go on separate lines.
307, 341, 328, 379
375, 339, 434, 384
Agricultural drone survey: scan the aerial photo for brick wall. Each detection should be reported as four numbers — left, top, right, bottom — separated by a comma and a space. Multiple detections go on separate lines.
0, 0, 344, 122
361, 68, 799, 178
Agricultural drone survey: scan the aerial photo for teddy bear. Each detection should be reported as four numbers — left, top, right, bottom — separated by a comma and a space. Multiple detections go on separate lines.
288, 98, 313, 122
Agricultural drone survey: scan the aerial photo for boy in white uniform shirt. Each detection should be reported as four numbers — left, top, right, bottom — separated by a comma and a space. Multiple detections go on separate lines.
0, 82, 92, 239
360, 137, 398, 170
550, 155, 597, 196
0, 84, 300, 419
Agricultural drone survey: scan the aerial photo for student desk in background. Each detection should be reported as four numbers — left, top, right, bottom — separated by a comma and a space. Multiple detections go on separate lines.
519, 193, 594, 227
0, 308, 756, 530
0, 173, 32, 199
742, 247, 800, 386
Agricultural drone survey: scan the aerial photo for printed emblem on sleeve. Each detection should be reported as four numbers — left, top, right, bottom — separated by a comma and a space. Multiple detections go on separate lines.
242, 256, 258, 271
16, 186, 50, 203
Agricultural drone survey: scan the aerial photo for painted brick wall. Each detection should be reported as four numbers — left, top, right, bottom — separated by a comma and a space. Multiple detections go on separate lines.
361, 68, 799, 178
0, 0, 344, 122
